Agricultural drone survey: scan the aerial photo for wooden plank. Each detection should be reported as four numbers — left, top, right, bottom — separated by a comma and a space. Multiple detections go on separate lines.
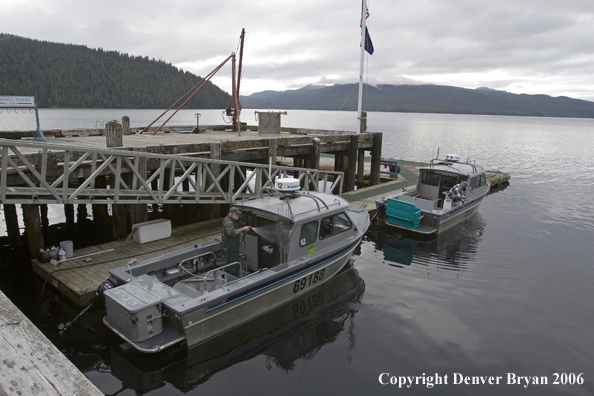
31, 219, 225, 306
0, 290, 103, 396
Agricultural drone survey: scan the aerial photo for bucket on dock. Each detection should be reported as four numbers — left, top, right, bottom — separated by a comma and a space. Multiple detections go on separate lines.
60, 240, 74, 259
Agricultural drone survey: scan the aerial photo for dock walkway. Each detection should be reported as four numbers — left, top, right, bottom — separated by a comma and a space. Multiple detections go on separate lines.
0, 290, 103, 396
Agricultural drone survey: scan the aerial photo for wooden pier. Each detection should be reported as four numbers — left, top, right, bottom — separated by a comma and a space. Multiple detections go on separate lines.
0, 290, 103, 395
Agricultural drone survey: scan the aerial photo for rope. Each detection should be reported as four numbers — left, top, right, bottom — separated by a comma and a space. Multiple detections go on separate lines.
312, 84, 358, 129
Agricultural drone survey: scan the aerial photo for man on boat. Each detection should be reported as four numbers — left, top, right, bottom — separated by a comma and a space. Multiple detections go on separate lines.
222, 207, 251, 276
446, 181, 468, 206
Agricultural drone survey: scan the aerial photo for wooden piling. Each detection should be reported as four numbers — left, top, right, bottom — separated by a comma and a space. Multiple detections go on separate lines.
370, 132, 382, 186
3, 204, 21, 246
105, 121, 123, 148
122, 116, 131, 135
357, 149, 365, 186
345, 135, 358, 192
22, 204, 44, 259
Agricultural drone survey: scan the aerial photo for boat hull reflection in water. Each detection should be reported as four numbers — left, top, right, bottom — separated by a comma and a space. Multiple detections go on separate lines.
109, 263, 364, 393
370, 212, 487, 270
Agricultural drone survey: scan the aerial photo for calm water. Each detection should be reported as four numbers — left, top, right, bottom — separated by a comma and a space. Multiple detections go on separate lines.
1, 110, 594, 395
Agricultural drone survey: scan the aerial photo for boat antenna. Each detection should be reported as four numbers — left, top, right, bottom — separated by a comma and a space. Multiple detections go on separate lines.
466, 142, 471, 163
436, 147, 440, 160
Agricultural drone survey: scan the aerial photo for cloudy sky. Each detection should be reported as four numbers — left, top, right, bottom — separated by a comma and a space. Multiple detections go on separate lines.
2, 0, 594, 101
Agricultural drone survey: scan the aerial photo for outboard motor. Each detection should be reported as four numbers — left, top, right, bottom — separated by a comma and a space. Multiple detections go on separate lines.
58, 278, 116, 335
372, 199, 387, 223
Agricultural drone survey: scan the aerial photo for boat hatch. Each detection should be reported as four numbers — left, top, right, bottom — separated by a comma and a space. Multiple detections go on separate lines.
385, 198, 422, 229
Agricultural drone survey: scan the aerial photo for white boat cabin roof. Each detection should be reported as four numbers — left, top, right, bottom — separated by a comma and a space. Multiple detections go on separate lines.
235, 191, 348, 223
422, 160, 485, 177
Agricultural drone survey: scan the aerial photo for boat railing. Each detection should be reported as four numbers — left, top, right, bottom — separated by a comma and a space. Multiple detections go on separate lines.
177, 252, 217, 277
200, 262, 243, 294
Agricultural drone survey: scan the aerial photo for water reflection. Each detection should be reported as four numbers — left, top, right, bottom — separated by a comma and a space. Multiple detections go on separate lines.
101, 263, 364, 394
369, 213, 487, 273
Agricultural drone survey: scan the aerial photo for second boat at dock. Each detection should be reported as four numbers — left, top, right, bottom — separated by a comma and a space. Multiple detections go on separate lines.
374, 155, 490, 235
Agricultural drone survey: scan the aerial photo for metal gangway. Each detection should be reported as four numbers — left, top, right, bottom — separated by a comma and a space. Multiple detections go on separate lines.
0, 138, 344, 205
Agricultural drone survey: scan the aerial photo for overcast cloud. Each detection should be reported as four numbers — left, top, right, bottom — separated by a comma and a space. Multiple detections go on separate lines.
1, 0, 593, 101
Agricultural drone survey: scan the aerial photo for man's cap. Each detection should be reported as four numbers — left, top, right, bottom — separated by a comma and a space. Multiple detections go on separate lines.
229, 207, 242, 214
461, 181, 468, 187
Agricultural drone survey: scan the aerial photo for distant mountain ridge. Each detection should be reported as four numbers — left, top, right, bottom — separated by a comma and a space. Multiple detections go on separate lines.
0, 34, 231, 109
240, 84, 594, 118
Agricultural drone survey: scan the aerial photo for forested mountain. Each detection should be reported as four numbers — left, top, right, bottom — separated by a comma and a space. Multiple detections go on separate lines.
240, 84, 594, 118
0, 34, 231, 108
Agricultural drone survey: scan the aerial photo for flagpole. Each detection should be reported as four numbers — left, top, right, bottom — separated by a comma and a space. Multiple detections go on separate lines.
357, 0, 368, 134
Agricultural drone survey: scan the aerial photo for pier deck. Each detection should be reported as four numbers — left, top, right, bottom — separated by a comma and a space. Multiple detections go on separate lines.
0, 290, 103, 395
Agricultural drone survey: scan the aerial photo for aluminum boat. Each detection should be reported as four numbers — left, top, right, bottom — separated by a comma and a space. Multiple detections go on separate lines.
375, 155, 489, 235
101, 179, 370, 353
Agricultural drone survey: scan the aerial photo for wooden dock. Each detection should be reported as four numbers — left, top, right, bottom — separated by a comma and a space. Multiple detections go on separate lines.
0, 290, 103, 395
32, 218, 225, 307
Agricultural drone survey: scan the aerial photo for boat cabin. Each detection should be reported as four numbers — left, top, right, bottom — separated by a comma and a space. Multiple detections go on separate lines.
402, 159, 488, 210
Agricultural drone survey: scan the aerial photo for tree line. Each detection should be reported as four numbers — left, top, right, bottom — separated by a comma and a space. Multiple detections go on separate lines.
0, 34, 231, 109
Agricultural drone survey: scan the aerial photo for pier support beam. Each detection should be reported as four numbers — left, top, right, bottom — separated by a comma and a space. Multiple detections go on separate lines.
92, 176, 108, 225
370, 133, 382, 186
345, 135, 358, 192
22, 204, 44, 259
357, 149, 365, 186
3, 204, 21, 246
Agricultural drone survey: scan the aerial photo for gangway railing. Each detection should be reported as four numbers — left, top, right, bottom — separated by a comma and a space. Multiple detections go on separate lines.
0, 138, 343, 205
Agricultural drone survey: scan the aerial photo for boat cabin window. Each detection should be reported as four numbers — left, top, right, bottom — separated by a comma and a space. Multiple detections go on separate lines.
479, 174, 487, 187
320, 213, 352, 239
421, 172, 441, 186
300, 221, 318, 247
470, 176, 479, 189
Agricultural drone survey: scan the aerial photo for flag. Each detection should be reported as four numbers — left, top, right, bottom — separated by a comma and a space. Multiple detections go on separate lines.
364, 26, 374, 55
360, 2, 374, 55
360, 7, 369, 28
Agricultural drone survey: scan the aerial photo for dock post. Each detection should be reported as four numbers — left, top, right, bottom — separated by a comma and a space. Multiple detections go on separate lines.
3, 204, 22, 247
357, 149, 365, 187
91, 176, 108, 225
311, 138, 320, 170
122, 116, 131, 135
22, 204, 44, 259
106, 121, 123, 147
360, 110, 367, 133
370, 132, 382, 186
64, 204, 75, 233
268, 139, 277, 166
345, 135, 358, 192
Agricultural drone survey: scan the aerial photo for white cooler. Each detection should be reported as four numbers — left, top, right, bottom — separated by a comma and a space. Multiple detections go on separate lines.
133, 219, 171, 244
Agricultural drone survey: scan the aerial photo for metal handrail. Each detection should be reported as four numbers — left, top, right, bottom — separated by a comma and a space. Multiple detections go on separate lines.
200, 262, 242, 293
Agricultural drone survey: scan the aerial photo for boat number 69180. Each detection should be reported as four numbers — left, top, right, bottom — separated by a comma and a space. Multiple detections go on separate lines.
293, 269, 326, 293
